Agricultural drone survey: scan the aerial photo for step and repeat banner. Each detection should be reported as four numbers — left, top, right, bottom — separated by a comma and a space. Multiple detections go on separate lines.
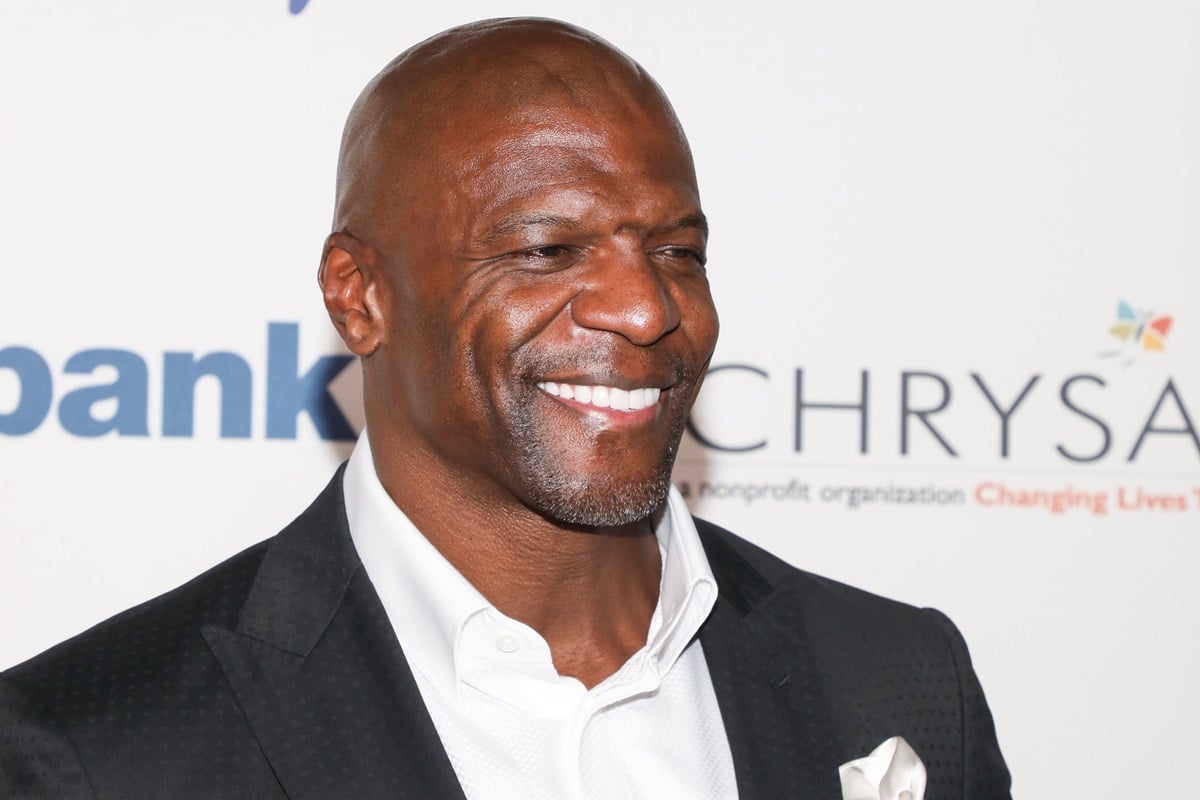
2, 2, 1196, 796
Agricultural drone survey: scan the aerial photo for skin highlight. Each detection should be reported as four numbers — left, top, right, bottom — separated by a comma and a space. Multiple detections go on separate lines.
319, 18, 718, 687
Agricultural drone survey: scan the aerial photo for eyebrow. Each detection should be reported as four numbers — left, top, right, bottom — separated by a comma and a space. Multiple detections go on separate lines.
665, 213, 709, 238
480, 214, 586, 245
480, 211, 709, 245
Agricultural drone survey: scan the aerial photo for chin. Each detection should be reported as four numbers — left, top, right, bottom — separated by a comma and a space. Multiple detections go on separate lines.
506, 387, 688, 528
524, 469, 674, 529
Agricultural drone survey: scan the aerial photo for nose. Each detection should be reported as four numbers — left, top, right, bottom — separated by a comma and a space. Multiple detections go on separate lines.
568, 245, 682, 346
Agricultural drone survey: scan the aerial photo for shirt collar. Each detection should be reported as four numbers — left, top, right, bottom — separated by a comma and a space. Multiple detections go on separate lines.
645, 485, 718, 675
342, 433, 718, 701
343, 434, 488, 701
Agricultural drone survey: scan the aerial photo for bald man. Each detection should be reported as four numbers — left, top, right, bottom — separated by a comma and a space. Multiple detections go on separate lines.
1, 18, 1010, 800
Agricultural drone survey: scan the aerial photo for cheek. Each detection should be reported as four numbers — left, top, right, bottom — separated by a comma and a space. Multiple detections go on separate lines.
456, 276, 577, 378
380, 271, 476, 432
679, 281, 720, 358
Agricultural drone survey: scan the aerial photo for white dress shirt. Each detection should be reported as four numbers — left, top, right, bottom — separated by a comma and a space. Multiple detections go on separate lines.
343, 434, 738, 800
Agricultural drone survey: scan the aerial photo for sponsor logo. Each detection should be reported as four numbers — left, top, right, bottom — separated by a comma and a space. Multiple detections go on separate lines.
0, 323, 355, 440
677, 301, 1199, 517
1101, 300, 1173, 366
685, 365, 1198, 464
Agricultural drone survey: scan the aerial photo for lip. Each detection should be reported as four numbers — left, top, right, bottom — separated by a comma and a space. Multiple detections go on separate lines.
535, 379, 667, 425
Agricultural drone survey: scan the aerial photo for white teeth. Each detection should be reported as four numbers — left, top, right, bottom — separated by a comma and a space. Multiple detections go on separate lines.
536, 382, 662, 413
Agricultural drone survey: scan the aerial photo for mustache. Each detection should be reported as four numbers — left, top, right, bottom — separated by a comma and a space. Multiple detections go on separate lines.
517, 344, 691, 385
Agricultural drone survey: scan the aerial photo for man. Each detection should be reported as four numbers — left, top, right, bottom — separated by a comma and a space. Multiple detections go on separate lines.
1, 18, 1010, 799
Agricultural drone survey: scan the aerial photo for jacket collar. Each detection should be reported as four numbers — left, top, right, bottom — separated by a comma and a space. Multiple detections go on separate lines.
202, 467, 466, 800
203, 469, 841, 799
697, 520, 843, 799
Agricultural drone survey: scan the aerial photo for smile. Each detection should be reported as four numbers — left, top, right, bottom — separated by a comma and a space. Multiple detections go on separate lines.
536, 381, 662, 413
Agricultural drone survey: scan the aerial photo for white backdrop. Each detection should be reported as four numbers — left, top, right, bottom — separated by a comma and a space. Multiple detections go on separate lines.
3, 2, 1198, 796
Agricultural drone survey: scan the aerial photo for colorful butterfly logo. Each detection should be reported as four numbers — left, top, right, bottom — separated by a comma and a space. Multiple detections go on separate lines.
1109, 301, 1173, 352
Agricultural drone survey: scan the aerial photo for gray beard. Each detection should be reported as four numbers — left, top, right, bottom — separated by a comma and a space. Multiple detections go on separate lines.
508, 403, 685, 528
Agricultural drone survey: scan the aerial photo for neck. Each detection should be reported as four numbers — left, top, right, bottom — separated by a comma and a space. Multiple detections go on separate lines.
371, 434, 664, 688
457, 514, 662, 687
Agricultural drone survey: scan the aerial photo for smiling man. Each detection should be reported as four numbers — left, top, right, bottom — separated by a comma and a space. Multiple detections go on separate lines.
1, 18, 1010, 799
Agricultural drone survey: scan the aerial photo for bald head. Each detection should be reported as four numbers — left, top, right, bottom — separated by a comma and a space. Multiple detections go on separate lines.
332, 18, 691, 240
318, 17, 715, 532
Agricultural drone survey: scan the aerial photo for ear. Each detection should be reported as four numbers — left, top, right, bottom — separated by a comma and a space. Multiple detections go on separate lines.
319, 232, 385, 356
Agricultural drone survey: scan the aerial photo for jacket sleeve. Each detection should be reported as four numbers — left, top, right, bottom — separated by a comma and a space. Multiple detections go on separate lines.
922, 608, 1013, 800
0, 674, 97, 800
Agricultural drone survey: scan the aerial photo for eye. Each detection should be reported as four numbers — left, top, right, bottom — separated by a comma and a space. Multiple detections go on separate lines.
503, 243, 582, 273
653, 246, 707, 268
525, 245, 571, 259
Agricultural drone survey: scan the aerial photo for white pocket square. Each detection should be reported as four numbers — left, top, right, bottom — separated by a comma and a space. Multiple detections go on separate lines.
839, 736, 927, 800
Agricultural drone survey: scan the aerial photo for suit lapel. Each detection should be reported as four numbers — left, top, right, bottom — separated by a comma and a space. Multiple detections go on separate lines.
200, 479, 845, 799
698, 524, 843, 799
203, 470, 465, 800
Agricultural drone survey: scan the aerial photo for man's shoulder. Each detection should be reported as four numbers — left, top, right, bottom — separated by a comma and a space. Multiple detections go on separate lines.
693, 516, 937, 629
5, 537, 270, 691
694, 517, 1013, 794
0, 469, 364, 795
692, 514, 976, 706
6, 466, 350, 690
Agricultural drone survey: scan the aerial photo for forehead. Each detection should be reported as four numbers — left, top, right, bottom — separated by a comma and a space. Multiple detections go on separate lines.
461, 102, 692, 186
432, 106, 700, 239
339, 23, 698, 247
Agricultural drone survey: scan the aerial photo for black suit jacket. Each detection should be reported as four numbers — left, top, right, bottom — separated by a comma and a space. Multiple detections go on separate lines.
1, 469, 1011, 798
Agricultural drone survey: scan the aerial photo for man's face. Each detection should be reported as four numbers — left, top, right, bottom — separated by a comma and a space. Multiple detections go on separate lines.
369, 100, 718, 527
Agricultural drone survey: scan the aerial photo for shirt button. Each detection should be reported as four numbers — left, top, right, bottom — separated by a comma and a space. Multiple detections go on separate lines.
495, 633, 519, 653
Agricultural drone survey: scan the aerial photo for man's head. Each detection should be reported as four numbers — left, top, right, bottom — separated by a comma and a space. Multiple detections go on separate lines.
320, 18, 718, 528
